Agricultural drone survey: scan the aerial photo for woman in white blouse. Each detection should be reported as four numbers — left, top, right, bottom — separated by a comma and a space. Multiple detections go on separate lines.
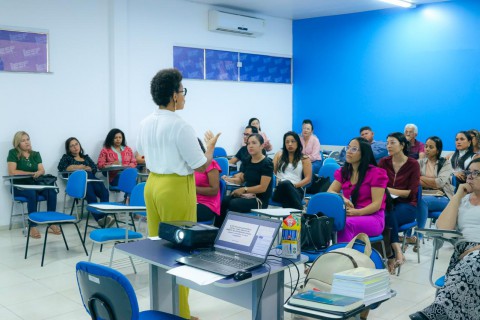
300, 119, 322, 174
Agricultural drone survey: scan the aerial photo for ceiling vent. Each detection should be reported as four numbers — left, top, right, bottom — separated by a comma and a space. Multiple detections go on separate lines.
208, 10, 265, 37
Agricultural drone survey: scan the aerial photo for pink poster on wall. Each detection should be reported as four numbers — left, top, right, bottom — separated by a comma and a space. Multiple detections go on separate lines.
0, 29, 48, 73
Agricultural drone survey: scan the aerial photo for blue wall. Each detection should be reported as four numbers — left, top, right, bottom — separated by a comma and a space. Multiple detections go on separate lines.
293, 0, 480, 150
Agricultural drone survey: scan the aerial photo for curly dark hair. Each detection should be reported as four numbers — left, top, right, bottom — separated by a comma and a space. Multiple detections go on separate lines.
151, 68, 183, 107
103, 128, 126, 148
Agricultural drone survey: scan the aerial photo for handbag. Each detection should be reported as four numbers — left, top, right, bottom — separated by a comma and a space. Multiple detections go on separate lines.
301, 212, 334, 252
34, 174, 58, 186
305, 175, 331, 194
302, 233, 376, 292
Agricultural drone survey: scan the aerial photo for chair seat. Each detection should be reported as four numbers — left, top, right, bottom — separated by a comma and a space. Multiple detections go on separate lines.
435, 275, 445, 287
429, 211, 442, 220
15, 195, 46, 202
109, 186, 121, 192
29, 212, 76, 224
140, 310, 183, 319
399, 221, 417, 232
369, 235, 383, 242
90, 228, 143, 242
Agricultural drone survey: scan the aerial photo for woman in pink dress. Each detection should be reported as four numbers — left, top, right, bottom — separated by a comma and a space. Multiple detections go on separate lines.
327, 137, 388, 242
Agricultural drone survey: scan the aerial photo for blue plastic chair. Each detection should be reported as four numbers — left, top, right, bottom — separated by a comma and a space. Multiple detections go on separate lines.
198, 179, 226, 225
303, 192, 346, 262
215, 157, 229, 177
24, 170, 89, 266
85, 168, 139, 240
428, 175, 456, 228
318, 162, 340, 183
213, 147, 227, 158
323, 157, 337, 165
76, 261, 182, 320
130, 182, 147, 230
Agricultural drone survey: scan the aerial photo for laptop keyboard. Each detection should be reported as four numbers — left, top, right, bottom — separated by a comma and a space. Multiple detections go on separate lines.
198, 252, 255, 269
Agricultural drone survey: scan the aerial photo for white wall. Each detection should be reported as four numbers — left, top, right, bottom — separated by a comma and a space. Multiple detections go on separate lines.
0, 0, 292, 228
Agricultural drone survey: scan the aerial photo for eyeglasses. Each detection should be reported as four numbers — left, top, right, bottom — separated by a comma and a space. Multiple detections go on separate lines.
178, 88, 187, 96
464, 170, 480, 179
345, 146, 359, 153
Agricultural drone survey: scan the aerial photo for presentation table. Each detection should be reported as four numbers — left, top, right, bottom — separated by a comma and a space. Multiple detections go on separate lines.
116, 239, 308, 319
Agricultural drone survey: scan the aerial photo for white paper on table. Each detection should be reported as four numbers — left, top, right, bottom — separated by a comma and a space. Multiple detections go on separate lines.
167, 265, 225, 285
148, 236, 161, 240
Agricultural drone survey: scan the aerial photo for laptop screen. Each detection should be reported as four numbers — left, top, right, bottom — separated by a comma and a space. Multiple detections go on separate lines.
214, 212, 281, 259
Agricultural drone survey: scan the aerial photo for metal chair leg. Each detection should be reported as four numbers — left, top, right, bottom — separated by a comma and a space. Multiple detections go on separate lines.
41, 227, 49, 267
109, 245, 115, 268
24, 223, 32, 259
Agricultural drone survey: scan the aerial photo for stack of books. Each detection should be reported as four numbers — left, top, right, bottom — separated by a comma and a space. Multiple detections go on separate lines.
289, 290, 364, 314
331, 267, 391, 306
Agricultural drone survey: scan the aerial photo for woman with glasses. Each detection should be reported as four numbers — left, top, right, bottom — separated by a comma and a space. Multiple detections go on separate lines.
410, 159, 480, 320
97, 128, 137, 186
378, 132, 420, 274
137, 68, 220, 319
272, 131, 312, 210
327, 137, 388, 242
248, 117, 272, 151
7, 131, 59, 239
468, 129, 480, 157
58, 137, 112, 228
450, 131, 475, 185
300, 119, 322, 174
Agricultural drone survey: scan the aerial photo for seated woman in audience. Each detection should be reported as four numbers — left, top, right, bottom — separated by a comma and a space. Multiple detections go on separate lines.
195, 139, 221, 223
248, 117, 272, 152
229, 125, 258, 167
7, 131, 59, 239
219, 133, 273, 227
378, 132, 420, 274
272, 131, 312, 210
58, 137, 113, 228
469, 129, 480, 158
300, 119, 322, 175
409, 158, 480, 320
327, 137, 388, 242
450, 131, 475, 185
414, 136, 454, 247
97, 128, 137, 186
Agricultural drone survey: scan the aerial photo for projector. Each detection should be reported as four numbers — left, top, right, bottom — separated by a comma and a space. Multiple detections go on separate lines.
159, 221, 218, 248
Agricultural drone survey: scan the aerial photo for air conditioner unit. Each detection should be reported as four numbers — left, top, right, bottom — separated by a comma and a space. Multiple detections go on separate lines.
208, 10, 265, 37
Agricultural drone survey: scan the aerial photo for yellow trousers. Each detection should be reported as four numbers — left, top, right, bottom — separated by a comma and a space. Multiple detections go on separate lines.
145, 173, 197, 319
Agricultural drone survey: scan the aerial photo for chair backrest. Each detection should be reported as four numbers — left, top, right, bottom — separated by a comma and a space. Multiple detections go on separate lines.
318, 162, 340, 182
306, 192, 346, 233
215, 157, 229, 177
129, 182, 146, 206
66, 170, 88, 199
219, 178, 226, 201
118, 168, 139, 194
213, 147, 227, 158
325, 242, 384, 269
76, 261, 139, 320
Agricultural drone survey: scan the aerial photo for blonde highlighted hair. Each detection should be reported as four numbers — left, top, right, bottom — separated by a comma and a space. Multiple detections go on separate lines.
12, 131, 30, 159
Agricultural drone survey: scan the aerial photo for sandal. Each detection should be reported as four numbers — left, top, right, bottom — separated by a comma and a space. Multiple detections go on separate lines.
406, 236, 417, 244
395, 256, 406, 268
48, 225, 62, 235
29, 227, 41, 239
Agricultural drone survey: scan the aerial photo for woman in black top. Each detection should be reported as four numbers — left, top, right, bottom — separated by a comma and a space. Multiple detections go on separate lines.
58, 137, 112, 227
218, 133, 273, 227
450, 131, 475, 184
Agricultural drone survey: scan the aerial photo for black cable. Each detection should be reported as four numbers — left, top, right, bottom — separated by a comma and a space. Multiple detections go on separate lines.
254, 262, 271, 320
267, 254, 301, 304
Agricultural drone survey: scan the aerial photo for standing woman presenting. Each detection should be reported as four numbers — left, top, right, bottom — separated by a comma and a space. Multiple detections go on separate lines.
137, 68, 220, 319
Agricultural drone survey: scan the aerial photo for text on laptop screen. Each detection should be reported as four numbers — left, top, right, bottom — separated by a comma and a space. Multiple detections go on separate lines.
215, 213, 278, 259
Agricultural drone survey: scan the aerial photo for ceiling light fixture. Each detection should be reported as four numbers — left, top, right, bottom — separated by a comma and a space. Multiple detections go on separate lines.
380, 0, 416, 8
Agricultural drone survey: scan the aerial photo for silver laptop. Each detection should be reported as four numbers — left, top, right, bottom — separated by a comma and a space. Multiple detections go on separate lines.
176, 212, 281, 276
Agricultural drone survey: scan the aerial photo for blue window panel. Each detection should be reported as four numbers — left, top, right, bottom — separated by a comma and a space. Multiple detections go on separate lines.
205, 49, 238, 81
173, 46, 204, 79
240, 53, 291, 83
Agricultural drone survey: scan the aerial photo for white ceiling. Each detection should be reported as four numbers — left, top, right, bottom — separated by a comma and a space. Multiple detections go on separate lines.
186, 0, 449, 20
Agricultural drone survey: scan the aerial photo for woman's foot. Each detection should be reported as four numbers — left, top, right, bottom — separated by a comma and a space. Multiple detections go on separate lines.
395, 254, 406, 268
29, 227, 41, 239
387, 258, 396, 274
48, 225, 62, 235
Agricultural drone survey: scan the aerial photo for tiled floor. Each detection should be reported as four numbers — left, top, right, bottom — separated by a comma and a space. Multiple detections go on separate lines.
0, 222, 452, 320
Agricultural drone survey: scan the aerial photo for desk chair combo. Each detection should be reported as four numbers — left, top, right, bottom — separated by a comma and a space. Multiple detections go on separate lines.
24, 170, 89, 266
4, 175, 46, 235
213, 146, 227, 158
76, 261, 182, 320
197, 178, 226, 226
84, 167, 139, 241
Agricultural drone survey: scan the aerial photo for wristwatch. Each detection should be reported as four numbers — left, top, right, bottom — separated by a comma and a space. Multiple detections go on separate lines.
244, 186, 248, 193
